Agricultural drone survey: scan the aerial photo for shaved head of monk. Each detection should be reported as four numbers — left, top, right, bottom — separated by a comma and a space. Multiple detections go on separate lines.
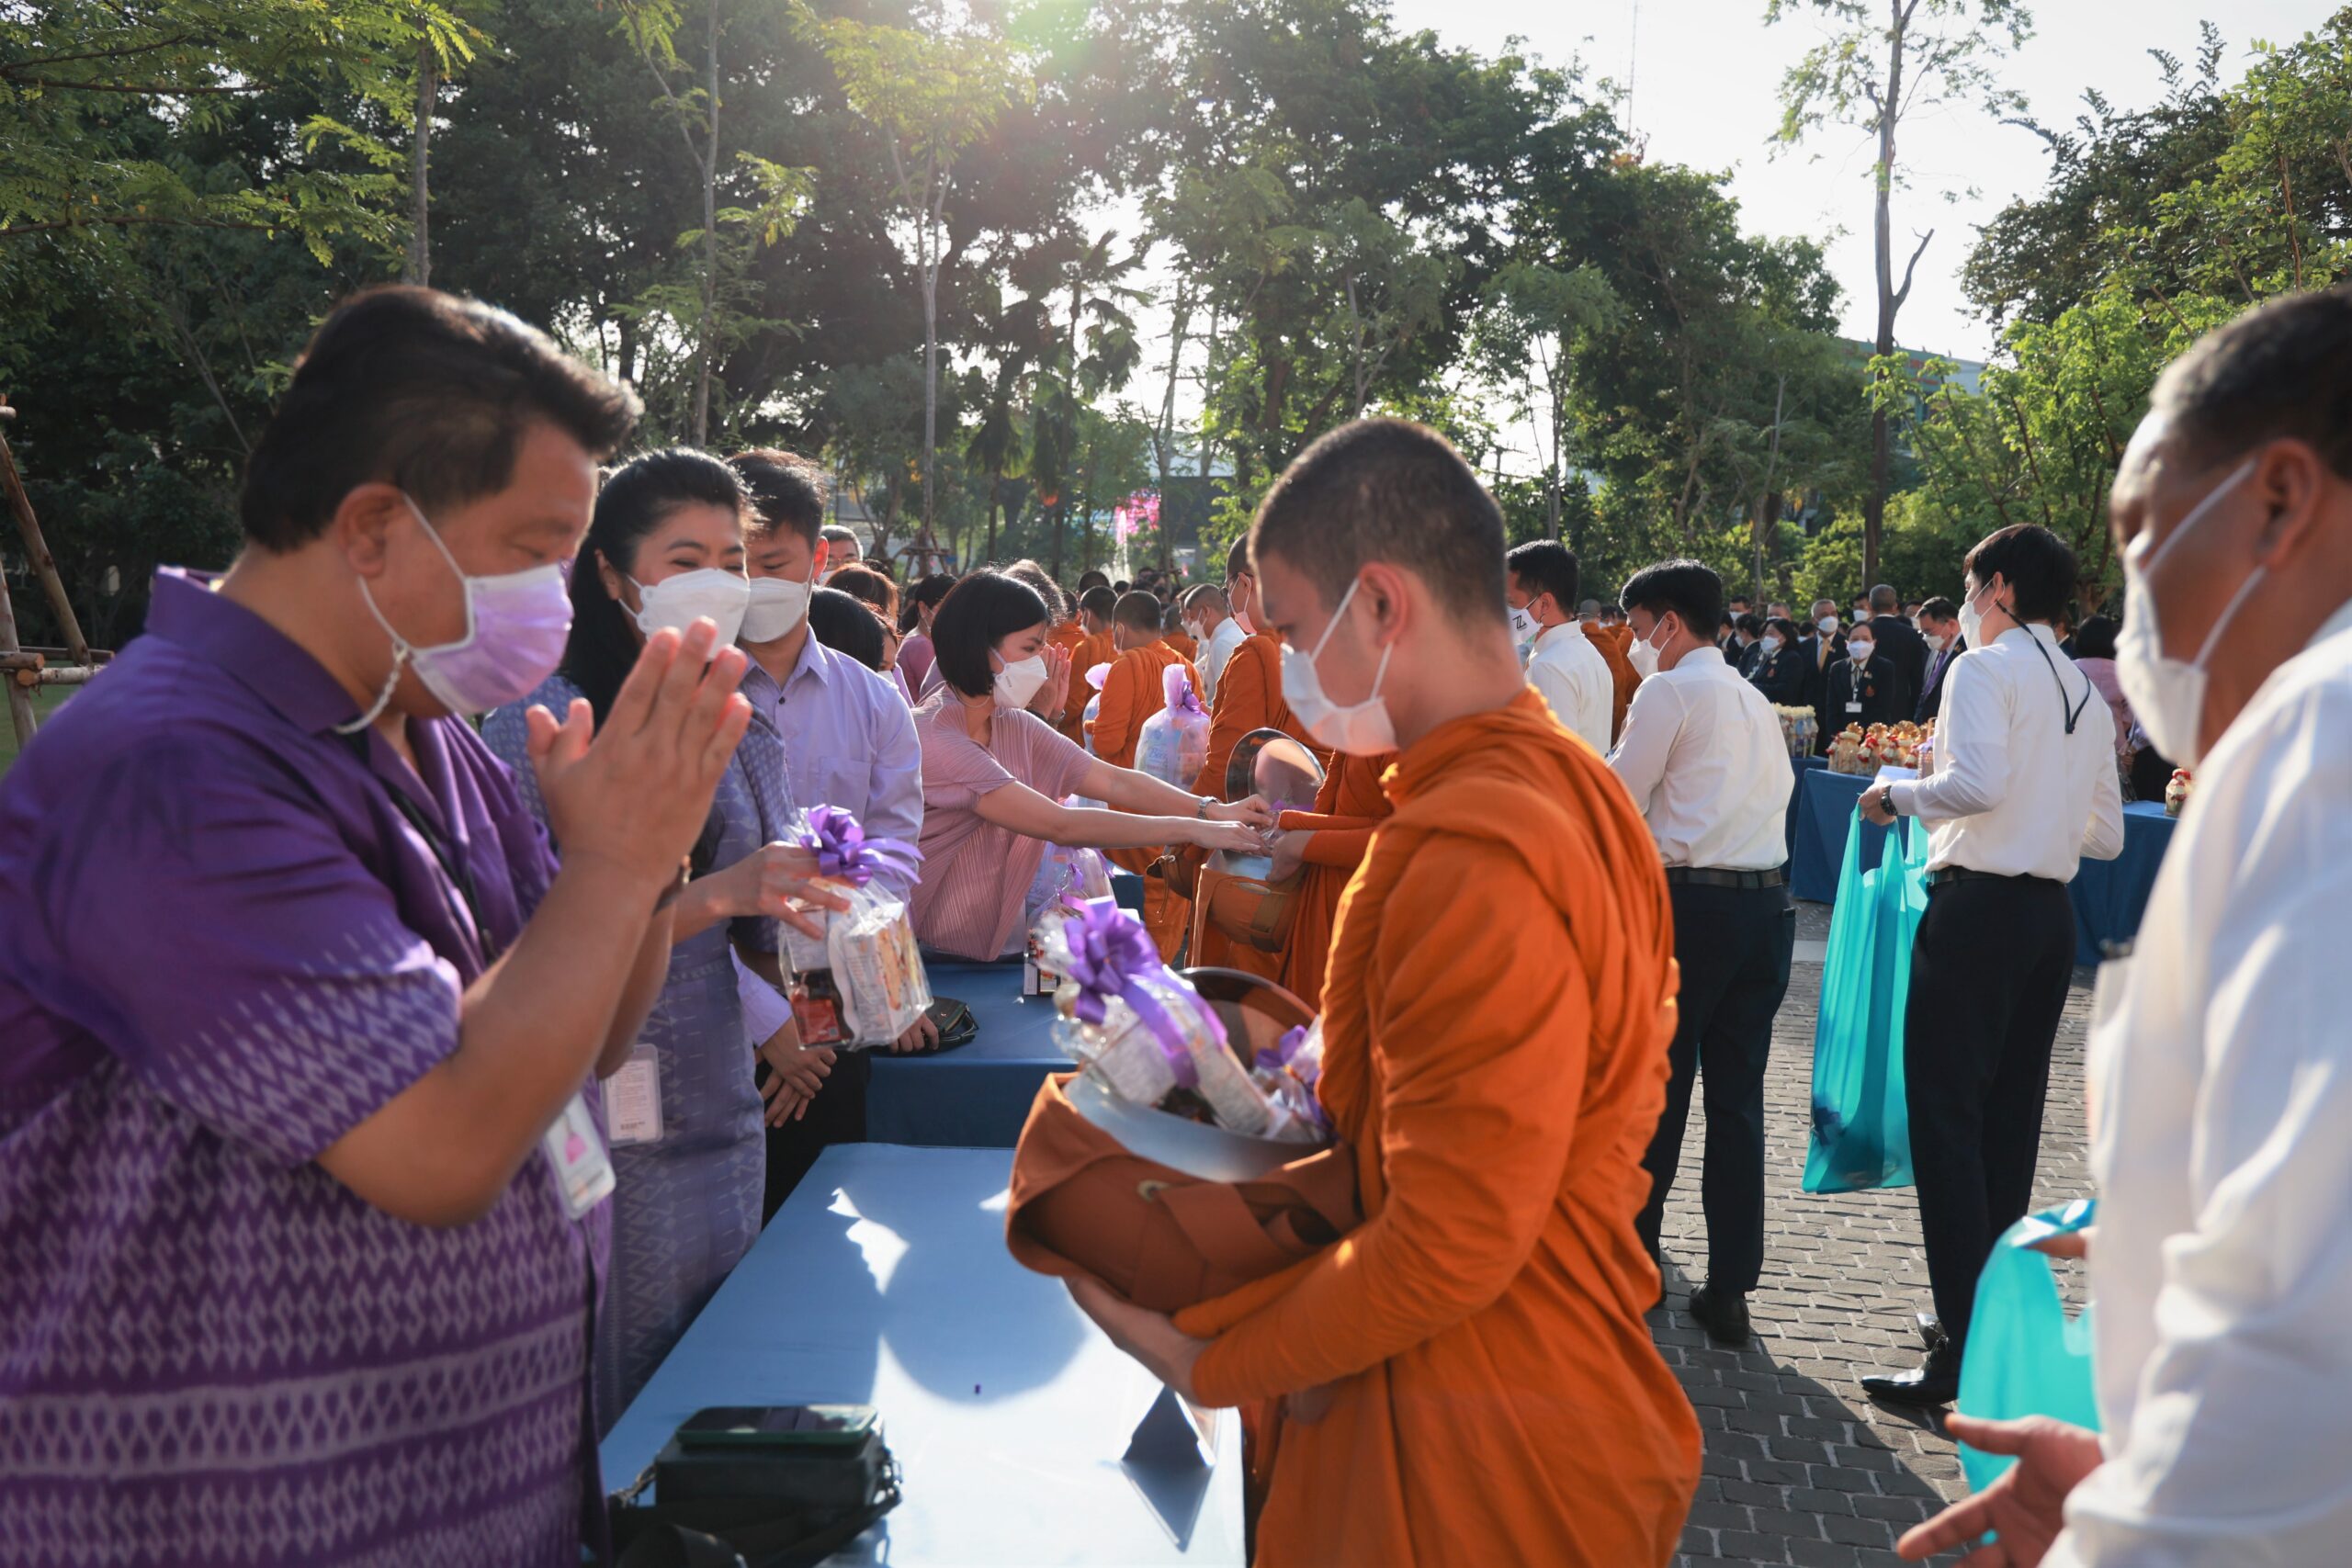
1249, 417, 1526, 750
1077, 584, 1118, 634
1112, 589, 1166, 651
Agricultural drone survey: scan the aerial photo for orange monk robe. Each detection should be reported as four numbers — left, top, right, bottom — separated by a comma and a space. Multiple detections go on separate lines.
1088, 641, 1202, 959
1166, 630, 1199, 663
1175, 689, 1700, 1567
1588, 621, 1641, 744
1272, 750, 1395, 1011
1193, 630, 1325, 978
1047, 621, 1091, 746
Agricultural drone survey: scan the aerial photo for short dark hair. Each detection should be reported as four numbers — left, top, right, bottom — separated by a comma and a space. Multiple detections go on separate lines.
1505, 540, 1579, 612
1736, 613, 1765, 637
1225, 536, 1251, 582
808, 585, 888, 671
1114, 580, 1131, 595
1767, 615, 1800, 642
2072, 614, 2119, 660
1249, 417, 1506, 623
1870, 583, 1899, 613
1003, 559, 1068, 620
933, 570, 1051, 698
901, 571, 957, 632
1965, 524, 2075, 625
1077, 569, 1110, 589
1920, 595, 1959, 623
1114, 591, 1163, 633
1078, 585, 1118, 621
730, 447, 828, 545
2154, 284, 2352, 479
828, 563, 899, 625
562, 448, 750, 725
1619, 558, 1724, 638
240, 286, 639, 551
1728, 594, 1752, 609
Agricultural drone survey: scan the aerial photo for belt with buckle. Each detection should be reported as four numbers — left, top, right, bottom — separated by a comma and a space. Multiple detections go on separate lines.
1926, 866, 2061, 889
1663, 866, 1787, 889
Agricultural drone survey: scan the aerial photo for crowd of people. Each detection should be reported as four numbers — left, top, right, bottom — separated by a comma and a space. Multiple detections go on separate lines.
2, 276, 2349, 1567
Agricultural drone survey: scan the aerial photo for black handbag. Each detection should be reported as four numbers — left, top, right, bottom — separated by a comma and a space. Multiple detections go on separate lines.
925, 996, 977, 1051
608, 1432, 902, 1568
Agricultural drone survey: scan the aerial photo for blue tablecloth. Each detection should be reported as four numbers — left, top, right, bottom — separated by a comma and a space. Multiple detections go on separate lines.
1789, 767, 2177, 963
1785, 753, 1826, 861
602, 1145, 1246, 1565
869, 959, 1064, 1147
1111, 869, 1145, 914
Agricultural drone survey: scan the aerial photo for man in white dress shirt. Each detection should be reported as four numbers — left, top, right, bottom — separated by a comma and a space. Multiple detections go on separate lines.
1898, 287, 2352, 1567
1182, 582, 1246, 705
1856, 523, 2124, 1408
1506, 540, 1611, 752
1610, 559, 1795, 1347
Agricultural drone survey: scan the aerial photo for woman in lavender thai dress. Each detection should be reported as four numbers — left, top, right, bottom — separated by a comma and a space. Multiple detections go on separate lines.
486, 448, 806, 1422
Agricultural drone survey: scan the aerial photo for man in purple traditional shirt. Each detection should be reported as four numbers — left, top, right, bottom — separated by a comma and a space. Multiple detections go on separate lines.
0, 288, 814, 1566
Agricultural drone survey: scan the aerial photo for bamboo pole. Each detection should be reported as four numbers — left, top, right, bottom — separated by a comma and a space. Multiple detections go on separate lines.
27, 666, 96, 687
0, 547, 35, 747
0, 400, 93, 668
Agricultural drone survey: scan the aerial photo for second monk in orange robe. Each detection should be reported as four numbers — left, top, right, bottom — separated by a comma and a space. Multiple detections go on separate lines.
1193, 536, 1326, 979
1067, 418, 1699, 1567
1089, 591, 1203, 957
1267, 748, 1394, 1010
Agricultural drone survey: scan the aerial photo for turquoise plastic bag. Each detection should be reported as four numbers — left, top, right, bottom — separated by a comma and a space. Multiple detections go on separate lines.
1803, 813, 1928, 1192
1957, 1201, 2101, 1493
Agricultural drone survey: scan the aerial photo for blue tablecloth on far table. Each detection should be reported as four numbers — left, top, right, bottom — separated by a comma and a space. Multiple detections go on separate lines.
1789, 766, 2177, 964
1785, 753, 1826, 861
869, 958, 1064, 1147
602, 1144, 1246, 1566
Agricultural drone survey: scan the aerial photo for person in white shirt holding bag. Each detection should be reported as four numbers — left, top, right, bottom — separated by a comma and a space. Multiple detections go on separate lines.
1895, 288, 2352, 1566
1856, 522, 2125, 1410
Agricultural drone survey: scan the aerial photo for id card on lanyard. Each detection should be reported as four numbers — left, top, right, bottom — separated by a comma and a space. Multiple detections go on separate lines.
542, 1093, 616, 1218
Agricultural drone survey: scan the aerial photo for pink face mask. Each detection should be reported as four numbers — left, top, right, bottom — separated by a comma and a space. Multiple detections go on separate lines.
337, 496, 574, 732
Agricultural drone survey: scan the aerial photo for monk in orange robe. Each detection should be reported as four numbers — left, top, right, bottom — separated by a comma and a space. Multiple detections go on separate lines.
1585, 610, 1642, 742
1267, 748, 1394, 1010
1089, 592, 1203, 957
1005, 561, 1093, 744
1068, 418, 1698, 1568
1192, 536, 1325, 978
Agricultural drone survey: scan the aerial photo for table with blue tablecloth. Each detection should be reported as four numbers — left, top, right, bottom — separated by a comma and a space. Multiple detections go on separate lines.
1788, 766, 2177, 964
870, 958, 1063, 1147
602, 1144, 1246, 1565
1786, 752, 1826, 860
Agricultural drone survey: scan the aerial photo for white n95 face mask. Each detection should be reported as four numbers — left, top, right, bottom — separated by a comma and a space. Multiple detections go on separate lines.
993, 652, 1049, 709
2116, 457, 2265, 768
1628, 620, 1665, 679
741, 552, 818, 644
1509, 605, 1538, 650
1281, 577, 1397, 756
631, 567, 750, 646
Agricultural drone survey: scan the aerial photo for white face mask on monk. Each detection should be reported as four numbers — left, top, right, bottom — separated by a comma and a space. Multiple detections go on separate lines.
1281, 577, 1397, 756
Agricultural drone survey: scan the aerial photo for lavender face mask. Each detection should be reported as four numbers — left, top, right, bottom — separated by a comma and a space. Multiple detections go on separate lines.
338, 495, 574, 732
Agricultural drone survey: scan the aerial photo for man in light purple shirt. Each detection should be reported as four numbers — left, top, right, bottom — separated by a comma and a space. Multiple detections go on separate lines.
0, 288, 778, 1566
729, 449, 927, 1212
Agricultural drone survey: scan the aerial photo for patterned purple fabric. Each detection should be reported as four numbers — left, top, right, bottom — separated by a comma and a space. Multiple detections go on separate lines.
0, 570, 606, 1567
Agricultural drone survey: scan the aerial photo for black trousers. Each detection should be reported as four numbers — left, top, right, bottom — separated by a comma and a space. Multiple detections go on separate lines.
1903, 874, 2075, 1359
1636, 881, 1795, 1292
757, 1048, 869, 1223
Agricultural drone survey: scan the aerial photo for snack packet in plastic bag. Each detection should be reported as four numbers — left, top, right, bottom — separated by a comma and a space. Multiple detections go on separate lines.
1035, 897, 1314, 1142
1136, 665, 1211, 792
785, 807, 929, 1048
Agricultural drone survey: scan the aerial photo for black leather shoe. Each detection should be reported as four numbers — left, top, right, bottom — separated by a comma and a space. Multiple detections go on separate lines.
1916, 1312, 1948, 1352
1860, 1347, 1960, 1408
1688, 1283, 1752, 1347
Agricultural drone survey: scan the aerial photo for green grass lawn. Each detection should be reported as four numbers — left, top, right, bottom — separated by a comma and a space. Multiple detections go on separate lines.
0, 685, 76, 777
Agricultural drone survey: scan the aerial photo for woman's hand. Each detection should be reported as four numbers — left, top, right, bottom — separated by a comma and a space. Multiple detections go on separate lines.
756, 1022, 833, 1127
1029, 642, 1073, 723
1066, 1276, 1213, 1403
1185, 818, 1267, 855
1896, 1414, 2104, 1565
1208, 794, 1277, 829
702, 843, 849, 938
891, 1010, 941, 1054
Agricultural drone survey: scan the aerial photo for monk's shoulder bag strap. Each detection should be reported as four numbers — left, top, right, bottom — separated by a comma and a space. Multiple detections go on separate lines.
608, 1439, 903, 1568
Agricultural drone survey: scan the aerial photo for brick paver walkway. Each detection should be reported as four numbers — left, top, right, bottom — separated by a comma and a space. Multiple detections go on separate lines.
1647, 902, 2097, 1567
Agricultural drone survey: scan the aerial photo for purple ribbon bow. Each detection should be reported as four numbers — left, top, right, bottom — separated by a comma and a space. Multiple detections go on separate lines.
797, 805, 923, 889
1058, 897, 1226, 1088
1163, 664, 1204, 717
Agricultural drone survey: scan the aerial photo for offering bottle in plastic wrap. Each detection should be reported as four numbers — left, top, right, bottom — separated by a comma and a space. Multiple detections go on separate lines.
1135, 665, 1211, 792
